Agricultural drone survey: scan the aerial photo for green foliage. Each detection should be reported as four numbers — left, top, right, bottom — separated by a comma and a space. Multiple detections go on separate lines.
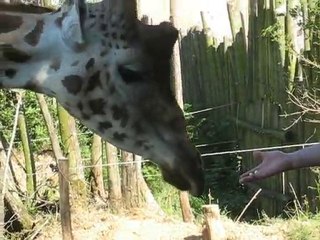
76, 121, 93, 159
189, 195, 206, 216
142, 162, 181, 216
0, 90, 59, 152
261, 22, 281, 42
143, 162, 208, 217
23, 92, 56, 152
0, 90, 17, 141
286, 213, 320, 240
302, 1, 320, 34
185, 105, 248, 217
184, 104, 206, 142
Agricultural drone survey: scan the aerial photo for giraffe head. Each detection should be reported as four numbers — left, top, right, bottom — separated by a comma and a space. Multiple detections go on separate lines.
0, 0, 204, 196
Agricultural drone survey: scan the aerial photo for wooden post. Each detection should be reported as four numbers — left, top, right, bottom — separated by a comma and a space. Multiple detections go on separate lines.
58, 158, 73, 240
91, 134, 106, 200
106, 143, 122, 210
0, 152, 4, 238
170, 0, 195, 223
202, 204, 225, 240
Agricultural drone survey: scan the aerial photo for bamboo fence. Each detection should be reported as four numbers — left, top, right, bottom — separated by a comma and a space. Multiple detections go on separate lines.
180, 0, 320, 215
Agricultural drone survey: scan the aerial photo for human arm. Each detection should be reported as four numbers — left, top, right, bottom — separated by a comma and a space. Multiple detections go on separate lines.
239, 144, 320, 183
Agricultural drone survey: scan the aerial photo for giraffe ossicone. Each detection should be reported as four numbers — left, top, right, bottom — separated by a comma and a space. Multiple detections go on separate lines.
0, 0, 204, 196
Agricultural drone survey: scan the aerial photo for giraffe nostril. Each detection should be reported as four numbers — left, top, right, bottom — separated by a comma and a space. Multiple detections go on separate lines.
161, 168, 190, 192
159, 154, 205, 197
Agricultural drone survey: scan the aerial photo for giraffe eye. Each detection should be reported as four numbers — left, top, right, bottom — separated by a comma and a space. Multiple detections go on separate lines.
118, 66, 144, 84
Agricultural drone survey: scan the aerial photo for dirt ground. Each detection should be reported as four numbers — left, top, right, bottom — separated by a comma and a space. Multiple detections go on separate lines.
37, 207, 289, 240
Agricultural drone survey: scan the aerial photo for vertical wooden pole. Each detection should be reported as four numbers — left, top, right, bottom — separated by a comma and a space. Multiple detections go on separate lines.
0, 141, 5, 238
106, 143, 122, 210
18, 104, 36, 205
202, 204, 225, 240
170, 0, 195, 224
58, 158, 73, 240
91, 134, 106, 200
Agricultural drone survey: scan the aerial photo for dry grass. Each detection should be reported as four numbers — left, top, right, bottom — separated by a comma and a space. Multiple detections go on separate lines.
34, 206, 320, 240
37, 208, 201, 240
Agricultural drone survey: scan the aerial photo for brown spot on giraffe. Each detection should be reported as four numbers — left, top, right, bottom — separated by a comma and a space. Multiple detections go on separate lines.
77, 102, 83, 111
62, 75, 83, 94
50, 58, 61, 71
132, 122, 144, 134
71, 60, 79, 67
119, 34, 126, 41
82, 113, 90, 120
135, 140, 147, 147
24, 20, 44, 46
100, 23, 107, 31
85, 58, 95, 71
4, 69, 17, 79
24, 78, 41, 93
2, 44, 31, 63
111, 32, 117, 39
109, 84, 116, 95
0, 14, 23, 33
113, 132, 127, 142
111, 105, 129, 127
89, 98, 106, 115
100, 49, 109, 57
106, 71, 110, 84
98, 121, 112, 132
86, 71, 102, 92
55, 12, 68, 28
101, 39, 107, 46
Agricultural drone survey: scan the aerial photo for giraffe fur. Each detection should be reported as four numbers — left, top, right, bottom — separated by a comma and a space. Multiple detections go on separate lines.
0, 0, 204, 196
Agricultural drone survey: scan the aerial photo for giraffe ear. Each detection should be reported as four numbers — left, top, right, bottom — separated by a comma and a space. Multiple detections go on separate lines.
60, 0, 87, 51
108, 0, 137, 22
139, 22, 178, 60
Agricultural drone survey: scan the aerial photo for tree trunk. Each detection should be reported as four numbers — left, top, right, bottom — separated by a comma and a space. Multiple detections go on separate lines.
135, 156, 163, 214
121, 151, 140, 208
17, 103, 36, 205
91, 134, 106, 200
57, 104, 86, 207
36, 94, 64, 160
179, 191, 194, 222
170, 0, 184, 105
0, 136, 34, 231
170, 0, 194, 223
58, 158, 73, 240
0, 137, 5, 237
105, 143, 122, 210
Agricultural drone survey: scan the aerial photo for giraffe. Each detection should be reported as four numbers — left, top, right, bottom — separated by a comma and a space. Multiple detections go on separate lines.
0, 0, 204, 196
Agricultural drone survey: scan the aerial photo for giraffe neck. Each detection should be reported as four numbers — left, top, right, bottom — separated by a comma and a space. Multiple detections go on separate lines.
0, 1, 106, 95
1, 9, 57, 94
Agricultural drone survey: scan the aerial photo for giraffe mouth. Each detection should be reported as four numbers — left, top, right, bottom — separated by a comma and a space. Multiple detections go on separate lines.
160, 152, 205, 197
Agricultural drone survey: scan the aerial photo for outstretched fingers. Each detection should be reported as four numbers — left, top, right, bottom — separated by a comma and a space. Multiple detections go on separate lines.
239, 151, 265, 183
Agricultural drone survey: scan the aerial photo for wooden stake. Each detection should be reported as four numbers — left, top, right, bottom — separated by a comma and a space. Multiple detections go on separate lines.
58, 158, 73, 240
202, 204, 225, 240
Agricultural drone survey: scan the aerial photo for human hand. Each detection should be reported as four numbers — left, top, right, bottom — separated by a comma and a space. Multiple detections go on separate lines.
239, 150, 290, 183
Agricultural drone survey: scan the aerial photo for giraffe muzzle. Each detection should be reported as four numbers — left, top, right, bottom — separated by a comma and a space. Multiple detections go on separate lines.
160, 151, 205, 197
